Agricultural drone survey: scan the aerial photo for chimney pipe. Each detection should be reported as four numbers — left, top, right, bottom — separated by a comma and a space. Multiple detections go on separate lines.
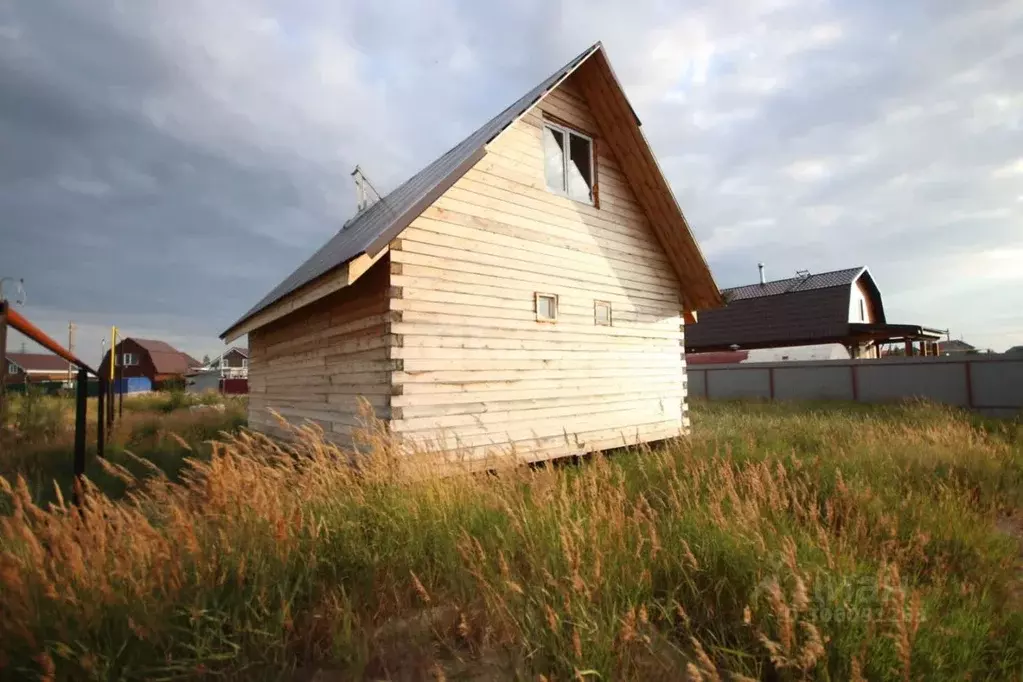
758, 262, 765, 285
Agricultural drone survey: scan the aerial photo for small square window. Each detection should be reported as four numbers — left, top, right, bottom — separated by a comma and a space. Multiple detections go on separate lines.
535, 293, 558, 322
7, 362, 17, 375
594, 300, 612, 326
122, 353, 138, 367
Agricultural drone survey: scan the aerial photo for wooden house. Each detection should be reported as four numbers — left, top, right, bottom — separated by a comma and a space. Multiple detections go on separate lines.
221, 42, 722, 462
4, 353, 73, 385
99, 338, 201, 389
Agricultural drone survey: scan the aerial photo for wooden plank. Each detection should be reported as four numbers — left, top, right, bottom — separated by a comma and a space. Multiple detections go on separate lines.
393, 388, 685, 418
223, 248, 389, 342
391, 238, 679, 297
390, 254, 678, 306
392, 310, 683, 339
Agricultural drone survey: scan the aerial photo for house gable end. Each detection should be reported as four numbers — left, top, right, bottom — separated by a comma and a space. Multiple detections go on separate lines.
222, 42, 720, 343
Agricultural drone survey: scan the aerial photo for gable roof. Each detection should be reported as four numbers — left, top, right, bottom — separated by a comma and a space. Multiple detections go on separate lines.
221, 41, 722, 340
723, 267, 866, 302
686, 267, 884, 352
5, 353, 70, 373
124, 338, 201, 375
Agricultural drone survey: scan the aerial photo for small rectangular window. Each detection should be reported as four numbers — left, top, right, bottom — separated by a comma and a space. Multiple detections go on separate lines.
535, 293, 558, 322
122, 353, 138, 367
543, 121, 593, 204
594, 300, 612, 326
7, 363, 17, 375
858, 299, 866, 321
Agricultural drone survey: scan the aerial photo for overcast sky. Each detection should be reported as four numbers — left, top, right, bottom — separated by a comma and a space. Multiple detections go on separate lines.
1, 0, 1021, 363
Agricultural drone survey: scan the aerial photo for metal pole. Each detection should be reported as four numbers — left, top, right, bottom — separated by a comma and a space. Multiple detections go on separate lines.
74, 366, 88, 505
107, 372, 114, 431
0, 301, 7, 430
97, 377, 105, 458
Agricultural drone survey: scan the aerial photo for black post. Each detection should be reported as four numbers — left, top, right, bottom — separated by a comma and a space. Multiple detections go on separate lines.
107, 373, 114, 431
97, 377, 105, 458
74, 367, 87, 505
117, 365, 123, 419
0, 301, 7, 430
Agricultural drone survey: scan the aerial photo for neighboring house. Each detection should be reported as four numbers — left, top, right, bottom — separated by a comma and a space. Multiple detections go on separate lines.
208, 347, 249, 378
937, 339, 976, 355
687, 351, 750, 366
99, 338, 201, 389
186, 347, 250, 394
221, 42, 722, 462
686, 266, 943, 358
688, 345, 849, 366
4, 353, 73, 384
746, 345, 850, 363
1005, 345, 1023, 356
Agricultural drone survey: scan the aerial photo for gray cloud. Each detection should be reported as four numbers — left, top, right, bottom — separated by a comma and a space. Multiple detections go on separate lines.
0, 0, 1021, 361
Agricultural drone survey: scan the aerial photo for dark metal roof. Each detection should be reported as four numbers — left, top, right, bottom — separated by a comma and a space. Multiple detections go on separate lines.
723, 267, 865, 302
5, 353, 71, 372
686, 266, 893, 352
223, 42, 603, 338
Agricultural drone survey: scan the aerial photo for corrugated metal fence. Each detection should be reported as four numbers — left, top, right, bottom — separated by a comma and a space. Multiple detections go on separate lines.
687, 355, 1023, 418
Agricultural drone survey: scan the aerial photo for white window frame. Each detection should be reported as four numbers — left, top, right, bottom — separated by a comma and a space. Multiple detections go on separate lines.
594, 300, 612, 327
122, 352, 138, 367
535, 292, 558, 322
543, 121, 595, 205
858, 299, 866, 321
241, 358, 248, 369
7, 362, 17, 375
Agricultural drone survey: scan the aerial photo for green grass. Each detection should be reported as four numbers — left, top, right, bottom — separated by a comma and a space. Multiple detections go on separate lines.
0, 390, 247, 512
1, 399, 1021, 680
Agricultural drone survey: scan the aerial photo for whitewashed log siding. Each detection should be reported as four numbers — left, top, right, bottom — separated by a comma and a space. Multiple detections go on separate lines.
247, 258, 391, 445
388, 72, 688, 461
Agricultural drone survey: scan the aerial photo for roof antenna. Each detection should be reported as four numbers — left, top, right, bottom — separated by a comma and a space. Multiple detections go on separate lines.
351, 165, 381, 213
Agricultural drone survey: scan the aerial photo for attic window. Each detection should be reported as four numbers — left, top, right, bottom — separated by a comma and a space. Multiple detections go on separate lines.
859, 300, 866, 321
535, 293, 558, 322
122, 353, 138, 367
594, 300, 612, 326
7, 363, 16, 375
543, 122, 593, 204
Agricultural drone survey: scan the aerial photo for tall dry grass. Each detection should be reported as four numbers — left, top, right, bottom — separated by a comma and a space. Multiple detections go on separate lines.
1, 400, 1022, 680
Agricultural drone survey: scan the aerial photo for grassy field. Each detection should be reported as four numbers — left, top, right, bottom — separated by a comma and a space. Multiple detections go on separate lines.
1, 399, 1022, 680
0, 390, 246, 512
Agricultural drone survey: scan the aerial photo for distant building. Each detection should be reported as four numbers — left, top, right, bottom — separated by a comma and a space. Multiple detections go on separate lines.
1005, 345, 1023, 356
186, 347, 249, 395
937, 339, 976, 355
686, 266, 944, 359
688, 344, 850, 366
4, 353, 72, 385
99, 338, 202, 390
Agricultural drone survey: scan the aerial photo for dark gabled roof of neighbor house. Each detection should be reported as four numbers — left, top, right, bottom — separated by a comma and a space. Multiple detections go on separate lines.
1005, 345, 1023, 355
686, 267, 889, 352
222, 41, 723, 340
723, 267, 867, 302
123, 338, 201, 376
5, 352, 72, 373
